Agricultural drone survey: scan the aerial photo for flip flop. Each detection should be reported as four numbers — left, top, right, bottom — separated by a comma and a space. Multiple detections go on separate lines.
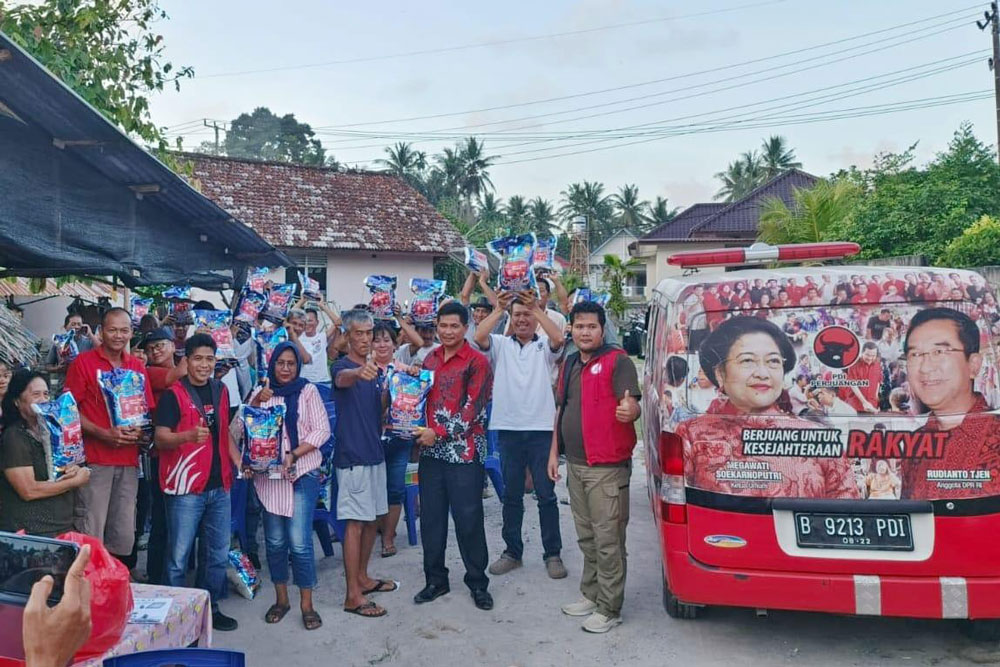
264, 603, 291, 624
363, 579, 400, 594
381, 545, 397, 558
302, 610, 323, 630
343, 601, 387, 618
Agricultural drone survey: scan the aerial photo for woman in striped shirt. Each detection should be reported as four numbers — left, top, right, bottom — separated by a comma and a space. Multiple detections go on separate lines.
247, 342, 330, 631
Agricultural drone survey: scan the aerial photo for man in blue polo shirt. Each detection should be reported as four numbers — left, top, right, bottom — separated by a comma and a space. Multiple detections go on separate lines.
474, 290, 567, 579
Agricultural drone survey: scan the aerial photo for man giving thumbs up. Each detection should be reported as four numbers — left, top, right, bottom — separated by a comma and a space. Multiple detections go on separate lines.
547, 300, 640, 634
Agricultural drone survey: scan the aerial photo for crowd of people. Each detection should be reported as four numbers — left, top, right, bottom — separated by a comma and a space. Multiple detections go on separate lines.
0, 266, 643, 640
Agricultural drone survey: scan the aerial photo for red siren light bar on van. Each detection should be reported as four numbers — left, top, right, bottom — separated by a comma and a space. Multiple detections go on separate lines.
667, 242, 861, 268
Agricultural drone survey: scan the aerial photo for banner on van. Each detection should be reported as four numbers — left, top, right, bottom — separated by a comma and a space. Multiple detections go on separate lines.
650, 267, 1000, 502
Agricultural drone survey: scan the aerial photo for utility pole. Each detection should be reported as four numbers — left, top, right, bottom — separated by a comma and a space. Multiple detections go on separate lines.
978, 2, 1000, 165
203, 119, 226, 154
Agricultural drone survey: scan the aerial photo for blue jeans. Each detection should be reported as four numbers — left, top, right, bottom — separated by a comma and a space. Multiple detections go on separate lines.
384, 437, 412, 506
164, 487, 231, 611
262, 473, 319, 589
499, 430, 562, 561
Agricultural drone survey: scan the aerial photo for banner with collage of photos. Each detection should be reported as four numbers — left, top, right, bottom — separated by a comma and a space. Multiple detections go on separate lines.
651, 267, 1000, 501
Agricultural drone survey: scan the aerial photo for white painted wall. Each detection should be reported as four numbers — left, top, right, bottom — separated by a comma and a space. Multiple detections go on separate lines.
323, 251, 436, 311
14, 294, 125, 343
636, 241, 732, 295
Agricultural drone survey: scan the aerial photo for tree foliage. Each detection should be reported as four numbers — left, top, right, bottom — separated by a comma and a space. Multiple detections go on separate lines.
611, 184, 650, 235
601, 254, 640, 320
940, 215, 1000, 267
757, 179, 859, 245
715, 135, 800, 201
0, 0, 193, 149
223, 107, 326, 165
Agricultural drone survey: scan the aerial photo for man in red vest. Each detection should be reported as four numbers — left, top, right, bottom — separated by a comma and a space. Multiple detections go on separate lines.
548, 301, 640, 633
153, 333, 242, 631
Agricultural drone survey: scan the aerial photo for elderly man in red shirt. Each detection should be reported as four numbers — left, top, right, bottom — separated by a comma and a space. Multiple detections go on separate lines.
840, 342, 882, 413
64, 307, 155, 562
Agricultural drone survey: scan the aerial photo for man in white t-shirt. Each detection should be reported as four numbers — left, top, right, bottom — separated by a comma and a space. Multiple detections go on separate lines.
292, 306, 341, 401
474, 290, 567, 580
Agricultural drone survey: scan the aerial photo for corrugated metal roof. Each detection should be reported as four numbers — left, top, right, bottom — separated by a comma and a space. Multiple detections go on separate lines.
0, 31, 290, 279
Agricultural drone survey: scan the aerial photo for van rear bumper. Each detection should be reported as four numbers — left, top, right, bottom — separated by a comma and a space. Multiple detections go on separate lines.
665, 547, 1000, 619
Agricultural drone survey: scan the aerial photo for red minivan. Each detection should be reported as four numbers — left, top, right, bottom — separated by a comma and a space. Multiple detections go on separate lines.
642, 242, 1000, 637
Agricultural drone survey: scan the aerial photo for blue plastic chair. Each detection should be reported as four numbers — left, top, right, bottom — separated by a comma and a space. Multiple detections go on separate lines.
103, 648, 245, 666
404, 483, 419, 546
229, 477, 249, 552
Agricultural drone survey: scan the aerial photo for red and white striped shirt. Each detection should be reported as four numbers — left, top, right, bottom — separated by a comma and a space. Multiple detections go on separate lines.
246, 382, 330, 517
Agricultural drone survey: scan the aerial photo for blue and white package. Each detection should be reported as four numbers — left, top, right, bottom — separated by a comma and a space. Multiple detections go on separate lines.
255, 326, 289, 371
487, 233, 538, 293
193, 309, 236, 359
32, 392, 85, 479
241, 404, 286, 475
573, 288, 611, 309
409, 278, 447, 325
52, 331, 79, 365
98, 368, 150, 429
532, 236, 557, 272
130, 296, 154, 326
386, 366, 434, 437
365, 275, 397, 320
262, 284, 296, 325
298, 271, 322, 302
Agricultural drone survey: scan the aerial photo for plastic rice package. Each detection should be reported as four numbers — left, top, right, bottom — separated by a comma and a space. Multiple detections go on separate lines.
532, 236, 557, 272
365, 275, 397, 320
255, 327, 289, 371
233, 289, 267, 325
52, 331, 79, 365
409, 278, 447, 325
193, 310, 236, 359
487, 233, 538, 293
385, 366, 434, 437
464, 247, 489, 273
98, 368, 150, 430
129, 297, 153, 326
261, 284, 296, 325
163, 285, 193, 326
298, 271, 323, 302
32, 392, 85, 479
241, 404, 286, 476
226, 549, 260, 600
573, 288, 611, 309
247, 267, 271, 294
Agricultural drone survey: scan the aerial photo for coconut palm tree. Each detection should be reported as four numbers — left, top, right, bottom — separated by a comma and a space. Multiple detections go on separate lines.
376, 142, 424, 177
757, 179, 859, 245
558, 181, 614, 245
648, 196, 679, 227
714, 151, 765, 202
457, 137, 497, 202
504, 195, 530, 235
760, 135, 802, 180
466, 192, 506, 243
528, 197, 557, 238
611, 184, 650, 234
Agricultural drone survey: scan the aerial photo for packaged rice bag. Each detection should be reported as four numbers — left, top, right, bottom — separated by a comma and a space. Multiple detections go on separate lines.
487, 233, 538, 293
464, 247, 489, 273
227, 549, 260, 600
365, 275, 397, 320
386, 366, 434, 437
32, 392, 85, 479
298, 271, 322, 302
255, 327, 289, 371
247, 266, 271, 294
129, 296, 153, 326
573, 288, 611, 309
233, 289, 267, 325
98, 368, 150, 430
409, 278, 447, 325
532, 236, 557, 273
52, 331, 79, 365
261, 283, 296, 325
241, 404, 286, 476
193, 310, 236, 359
163, 285, 193, 326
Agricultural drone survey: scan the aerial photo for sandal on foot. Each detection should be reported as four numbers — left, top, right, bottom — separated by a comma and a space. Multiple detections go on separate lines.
264, 603, 291, 624
343, 600, 387, 618
363, 579, 400, 594
302, 610, 323, 630
381, 545, 397, 558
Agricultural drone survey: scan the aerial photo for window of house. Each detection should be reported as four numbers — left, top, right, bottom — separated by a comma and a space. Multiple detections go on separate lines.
284, 255, 327, 298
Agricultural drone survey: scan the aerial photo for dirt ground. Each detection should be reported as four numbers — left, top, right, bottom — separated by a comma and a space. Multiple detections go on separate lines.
200, 444, 1000, 667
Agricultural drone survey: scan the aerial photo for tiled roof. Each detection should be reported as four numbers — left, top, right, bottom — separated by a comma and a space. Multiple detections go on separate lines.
690, 169, 818, 237
639, 203, 727, 242
181, 153, 466, 254
0, 277, 113, 299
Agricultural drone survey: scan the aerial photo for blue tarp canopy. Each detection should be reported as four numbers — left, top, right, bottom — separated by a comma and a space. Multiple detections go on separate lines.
0, 31, 290, 289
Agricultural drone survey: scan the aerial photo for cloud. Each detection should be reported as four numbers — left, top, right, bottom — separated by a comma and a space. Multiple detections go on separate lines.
825, 139, 901, 171
659, 178, 716, 208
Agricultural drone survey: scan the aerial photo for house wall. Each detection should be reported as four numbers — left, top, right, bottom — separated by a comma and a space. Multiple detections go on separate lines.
588, 232, 642, 293
322, 251, 436, 311
14, 294, 126, 344
635, 241, 728, 297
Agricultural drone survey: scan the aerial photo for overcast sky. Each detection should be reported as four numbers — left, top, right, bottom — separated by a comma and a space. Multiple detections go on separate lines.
150, 0, 995, 210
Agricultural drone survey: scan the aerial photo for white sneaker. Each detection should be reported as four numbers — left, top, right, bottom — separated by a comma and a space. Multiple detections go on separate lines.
561, 598, 598, 617
582, 612, 622, 633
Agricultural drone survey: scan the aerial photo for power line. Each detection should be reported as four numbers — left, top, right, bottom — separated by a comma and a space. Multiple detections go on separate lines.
316, 4, 980, 130
195, 0, 788, 80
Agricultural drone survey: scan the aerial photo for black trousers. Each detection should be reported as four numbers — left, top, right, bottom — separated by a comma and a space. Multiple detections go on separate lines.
419, 456, 489, 592
146, 457, 168, 585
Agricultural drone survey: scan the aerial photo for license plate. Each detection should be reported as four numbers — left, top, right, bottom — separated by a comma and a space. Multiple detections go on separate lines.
793, 512, 914, 551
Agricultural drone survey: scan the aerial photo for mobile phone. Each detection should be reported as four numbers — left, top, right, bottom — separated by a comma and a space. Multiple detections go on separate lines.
0, 532, 80, 605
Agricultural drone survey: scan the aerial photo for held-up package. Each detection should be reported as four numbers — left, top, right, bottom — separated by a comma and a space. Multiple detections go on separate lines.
129, 296, 153, 326
298, 271, 323, 302
261, 284, 296, 325
365, 275, 397, 320
98, 368, 150, 430
532, 236, 557, 272
32, 392, 85, 479
386, 366, 435, 438
247, 266, 271, 294
487, 233, 538, 293
464, 247, 489, 273
163, 285, 193, 326
52, 331, 79, 365
241, 404, 286, 476
409, 278, 447, 325
255, 327, 289, 372
193, 310, 237, 360
233, 289, 267, 325
573, 288, 611, 308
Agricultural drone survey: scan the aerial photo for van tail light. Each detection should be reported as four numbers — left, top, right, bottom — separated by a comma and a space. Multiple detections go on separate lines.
667, 241, 860, 268
658, 432, 686, 524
